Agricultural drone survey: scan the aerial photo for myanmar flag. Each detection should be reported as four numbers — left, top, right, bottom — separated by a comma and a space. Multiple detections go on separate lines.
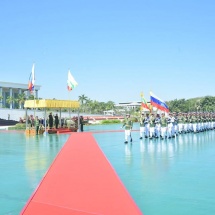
140, 92, 149, 110
67, 70, 78, 91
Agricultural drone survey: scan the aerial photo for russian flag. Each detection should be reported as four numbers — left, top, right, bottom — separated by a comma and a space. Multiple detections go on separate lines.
150, 91, 169, 113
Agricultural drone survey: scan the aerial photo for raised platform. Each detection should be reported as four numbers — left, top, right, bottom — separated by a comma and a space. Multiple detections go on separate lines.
47, 127, 78, 134
20, 133, 142, 215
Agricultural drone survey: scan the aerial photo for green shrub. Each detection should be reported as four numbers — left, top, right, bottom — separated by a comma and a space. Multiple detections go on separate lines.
8, 123, 26, 130
101, 119, 121, 124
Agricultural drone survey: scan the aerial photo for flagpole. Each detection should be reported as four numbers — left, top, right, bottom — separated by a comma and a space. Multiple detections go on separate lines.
34, 90, 36, 122
67, 69, 71, 119
33, 63, 36, 122
69, 97, 71, 118
67, 69, 78, 131
44, 108, 47, 136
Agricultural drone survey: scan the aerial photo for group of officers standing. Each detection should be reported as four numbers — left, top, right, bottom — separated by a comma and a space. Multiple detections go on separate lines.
122, 112, 215, 143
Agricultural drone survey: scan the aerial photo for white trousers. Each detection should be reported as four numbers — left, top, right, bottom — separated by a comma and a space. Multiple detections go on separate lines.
140, 126, 145, 137
160, 127, 167, 138
125, 130, 131, 141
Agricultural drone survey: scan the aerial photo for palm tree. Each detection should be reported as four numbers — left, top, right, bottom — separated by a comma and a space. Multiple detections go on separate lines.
6, 96, 15, 109
85, 98, 93, 113
0, 95, 3, 108
91, 100, 100, 114
78, 94, 88, 112
106, 101, 115, 111
98, 102, 106, 114
16, 93, 26, 109
78, 94, 88, 105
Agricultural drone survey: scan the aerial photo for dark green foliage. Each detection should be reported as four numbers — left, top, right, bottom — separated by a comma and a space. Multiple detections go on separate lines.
166, 96, 215, 112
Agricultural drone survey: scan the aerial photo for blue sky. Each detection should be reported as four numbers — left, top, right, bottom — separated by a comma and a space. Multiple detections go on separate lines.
0, 0, 215, 103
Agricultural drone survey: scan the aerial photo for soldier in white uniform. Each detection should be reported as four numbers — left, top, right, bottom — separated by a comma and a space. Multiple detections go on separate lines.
154, 113, 161, 138
177, 112, 184, 134
167, 113, 173, 138
160, 113, 168, 139
149, 113, 155, 139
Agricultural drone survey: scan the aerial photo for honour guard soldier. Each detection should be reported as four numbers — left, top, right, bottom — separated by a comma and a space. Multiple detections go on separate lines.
139, 112, 145, 139
122, 113, 133, 143
144, 113, 150, 138
160, 113, 168, 139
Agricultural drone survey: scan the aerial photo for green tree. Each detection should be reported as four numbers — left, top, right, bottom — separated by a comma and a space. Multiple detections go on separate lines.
0, 95, 3, 108
16, 93, 26, 109
78, 94, 88, 105
28, 95, 35, 100
78, 94, 88, 112
85, 98, 93, 113
106, 101, 115, 111
200, 96, 215, 112
6, 96, 15, 109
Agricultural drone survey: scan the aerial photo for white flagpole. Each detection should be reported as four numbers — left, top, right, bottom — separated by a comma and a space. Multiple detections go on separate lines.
67, 69, 79, 131
68, 70, 71, 119
32, 63, 36, 121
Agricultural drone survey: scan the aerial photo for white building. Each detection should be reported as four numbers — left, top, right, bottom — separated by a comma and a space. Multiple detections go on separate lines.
0, 81, 41, 109
115, 101, 152, 112
115, 101, 142, 110
103, 110, 115, 116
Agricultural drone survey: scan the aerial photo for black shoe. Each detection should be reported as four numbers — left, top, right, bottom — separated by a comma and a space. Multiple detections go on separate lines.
130, 138, 133, 142
124, 141, 128, 143
140, 137, 142, 139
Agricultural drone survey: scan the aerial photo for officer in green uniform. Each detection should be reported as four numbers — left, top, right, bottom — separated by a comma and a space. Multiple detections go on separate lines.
122, 114, 133, 143
139, 112, 145, 139
35, 116, 40, 135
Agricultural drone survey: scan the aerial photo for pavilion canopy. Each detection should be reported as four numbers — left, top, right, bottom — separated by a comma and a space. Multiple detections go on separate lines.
24, 99, 80, 109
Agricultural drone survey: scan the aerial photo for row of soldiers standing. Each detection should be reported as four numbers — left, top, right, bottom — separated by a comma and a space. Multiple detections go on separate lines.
139, 112, 215, 139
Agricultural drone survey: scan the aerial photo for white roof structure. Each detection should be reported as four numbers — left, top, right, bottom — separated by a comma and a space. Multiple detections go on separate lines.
0, 81, 41, 90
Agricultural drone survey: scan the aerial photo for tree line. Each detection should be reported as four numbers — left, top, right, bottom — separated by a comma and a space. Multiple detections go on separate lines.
166, 96, 215, 113
1, 93, 215, 114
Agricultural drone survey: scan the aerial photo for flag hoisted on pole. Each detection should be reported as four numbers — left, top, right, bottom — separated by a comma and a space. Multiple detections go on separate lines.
28, 64, 35, 94
150, 91, 169, 113
67, 70, 78, 91
140, 92, 150, 111
27, 63, 36, 123
67, 69, 79, 131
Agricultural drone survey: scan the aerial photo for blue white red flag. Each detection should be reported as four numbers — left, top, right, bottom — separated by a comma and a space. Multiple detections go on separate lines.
150, 91, 169, 112
28, 64, 35, 93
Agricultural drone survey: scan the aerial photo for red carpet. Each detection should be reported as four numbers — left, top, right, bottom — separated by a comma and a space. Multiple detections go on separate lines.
20, 133, 142, 215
